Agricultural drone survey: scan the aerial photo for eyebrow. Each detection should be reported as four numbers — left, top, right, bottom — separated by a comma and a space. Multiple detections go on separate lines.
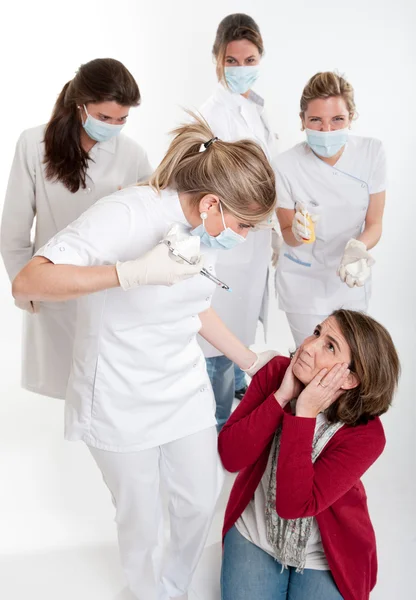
308, 114, 346, 119
225, 55, 256, 60
98, 112, 129, 119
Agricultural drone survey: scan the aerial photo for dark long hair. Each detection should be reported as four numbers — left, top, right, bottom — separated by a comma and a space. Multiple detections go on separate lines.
44, 58, 141, 193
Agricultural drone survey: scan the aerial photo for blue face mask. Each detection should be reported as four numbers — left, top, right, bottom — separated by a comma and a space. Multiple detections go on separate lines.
305, 128, 349, 158
224, 65, 260, 94
81, 105, 125, 143
190, 203, 247, 250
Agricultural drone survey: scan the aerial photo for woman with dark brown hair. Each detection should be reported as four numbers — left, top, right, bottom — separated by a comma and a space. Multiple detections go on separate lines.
1, 57, 152, 400
219, 309, 400, 600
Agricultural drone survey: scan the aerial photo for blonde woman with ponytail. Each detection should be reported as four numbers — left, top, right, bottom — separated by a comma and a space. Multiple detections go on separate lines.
1, 58, 152, 400
12, 115, 277, 600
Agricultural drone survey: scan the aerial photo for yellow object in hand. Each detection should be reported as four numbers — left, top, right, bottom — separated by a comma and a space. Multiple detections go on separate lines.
302, 212, 316, 244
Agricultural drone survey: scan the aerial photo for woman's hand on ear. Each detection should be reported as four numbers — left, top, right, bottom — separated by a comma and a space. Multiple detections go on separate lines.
295, 363, 350, 418
274, 349, 304, 408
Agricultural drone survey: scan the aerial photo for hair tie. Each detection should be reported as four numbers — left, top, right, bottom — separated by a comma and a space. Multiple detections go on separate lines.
203, 137, 219, 149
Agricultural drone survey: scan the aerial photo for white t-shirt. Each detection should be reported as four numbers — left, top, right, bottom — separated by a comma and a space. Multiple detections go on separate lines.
235, 413, 329, 570
36, 186, 218, 452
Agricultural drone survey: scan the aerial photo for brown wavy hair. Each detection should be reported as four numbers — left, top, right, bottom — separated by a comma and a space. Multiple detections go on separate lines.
44, 58, 140, 193
325, 310, 400, 427
212, 13, 264, 84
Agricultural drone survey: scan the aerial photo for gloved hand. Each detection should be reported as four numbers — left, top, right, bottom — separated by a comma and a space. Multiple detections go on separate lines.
15, 299, 39, 313
116, 243, 204, 290
243, 350, 281, 378
292, 204, 319, 243
271, 229, 283, 268
338, 239, 375, 288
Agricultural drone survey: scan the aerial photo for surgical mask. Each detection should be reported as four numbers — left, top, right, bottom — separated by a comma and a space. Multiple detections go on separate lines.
81, 105, 125, 143
190, 203, 246, 250
224, 65, 260, 94
305, 128, 349, 158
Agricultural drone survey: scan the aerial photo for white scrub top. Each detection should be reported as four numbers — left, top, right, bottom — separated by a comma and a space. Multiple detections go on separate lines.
275, 135, 386, 315
36, 186, 218, 452
198, 84, 279, 357
1, 125, 152, 399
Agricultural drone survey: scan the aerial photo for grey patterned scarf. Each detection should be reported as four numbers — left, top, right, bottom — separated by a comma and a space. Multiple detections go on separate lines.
265, 417, 343, 572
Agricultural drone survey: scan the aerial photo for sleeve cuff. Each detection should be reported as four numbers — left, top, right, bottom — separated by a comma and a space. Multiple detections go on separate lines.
35, 240, 85, 266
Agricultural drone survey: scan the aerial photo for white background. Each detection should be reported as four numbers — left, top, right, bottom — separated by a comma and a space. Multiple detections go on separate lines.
0, 0, 415, 598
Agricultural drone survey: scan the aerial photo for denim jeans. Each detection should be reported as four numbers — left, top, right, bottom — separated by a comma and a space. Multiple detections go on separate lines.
234, 364, 247, 391
221, 526, 343, 600
205, 356, 235, 431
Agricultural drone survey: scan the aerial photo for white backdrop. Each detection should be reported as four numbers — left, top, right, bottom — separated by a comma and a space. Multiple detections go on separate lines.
0, 1, 415, 598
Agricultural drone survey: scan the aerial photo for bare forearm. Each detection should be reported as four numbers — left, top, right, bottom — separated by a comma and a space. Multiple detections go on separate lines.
12, 258, 120, 302
357, 223, 382, 250
199, 308, 256, 370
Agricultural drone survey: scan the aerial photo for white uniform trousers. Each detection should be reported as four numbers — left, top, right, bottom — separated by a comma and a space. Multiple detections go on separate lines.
286, 295, 369, 347
286, 313, 328, 348
89, 426, 223, 600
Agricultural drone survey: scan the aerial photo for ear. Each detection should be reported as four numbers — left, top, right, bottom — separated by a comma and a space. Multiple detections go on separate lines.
198, 194, 221, 215
340, 371, 360, 391
299, 113, 305, 132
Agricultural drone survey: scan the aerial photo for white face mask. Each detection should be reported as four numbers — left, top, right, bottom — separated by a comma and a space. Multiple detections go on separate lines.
81, 105, 125, 143
190, 203, 247, 250
305, 127, 349, 158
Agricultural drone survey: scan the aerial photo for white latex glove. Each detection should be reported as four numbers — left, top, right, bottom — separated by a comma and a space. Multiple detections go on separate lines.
271, 229, 283, 268
292, 204, 319, 243
338, 239, 375, 288
243, 350, 281, 378
15, 299, 39, 313
116, 243, 204, 290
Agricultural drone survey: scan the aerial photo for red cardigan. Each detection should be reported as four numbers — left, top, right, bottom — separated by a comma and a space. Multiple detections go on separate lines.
218, 356, 386, 600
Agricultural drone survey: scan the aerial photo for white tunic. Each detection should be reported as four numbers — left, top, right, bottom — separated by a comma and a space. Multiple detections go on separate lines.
1, 125, 152, 398
36, 187, 218, 452
275, 136, 386, 315
198, 84, 279, 357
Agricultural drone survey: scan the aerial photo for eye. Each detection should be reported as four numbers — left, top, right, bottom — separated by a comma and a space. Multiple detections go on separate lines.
334, 116, 345, 121
225, 58, 236, 64
327, 343, 335, 353
309, 117, 321, 122
238, 223, 251, 230
246, 58, 255, 63
313, 328, 320, 337
98, 115, 109, 121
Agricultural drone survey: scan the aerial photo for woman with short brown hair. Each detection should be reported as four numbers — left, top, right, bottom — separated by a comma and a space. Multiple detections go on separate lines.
219, 309, 400, 600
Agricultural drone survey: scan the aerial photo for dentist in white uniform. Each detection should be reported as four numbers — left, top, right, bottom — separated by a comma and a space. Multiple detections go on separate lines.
275, 71, 386, 347
1, 58, 152, 399
12, 115, 277, 600
198, 13, 280, 427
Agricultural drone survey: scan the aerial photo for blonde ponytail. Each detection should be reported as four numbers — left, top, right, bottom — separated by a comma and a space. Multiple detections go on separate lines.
149, 111, 276, 225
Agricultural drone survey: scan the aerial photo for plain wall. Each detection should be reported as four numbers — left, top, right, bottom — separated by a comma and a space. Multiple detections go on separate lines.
0, 0, 415, 598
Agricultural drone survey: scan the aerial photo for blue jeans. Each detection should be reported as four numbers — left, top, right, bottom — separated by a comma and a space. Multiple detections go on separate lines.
221, 526, 343, 600
234, 364, 247, 391
205, 356, 235, 431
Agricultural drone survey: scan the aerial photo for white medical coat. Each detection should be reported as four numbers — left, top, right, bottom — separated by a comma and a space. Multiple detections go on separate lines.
1, 125, 152, 398
198, 84, 279, 357
36, 186, 218, 451
275, 136, 386, 315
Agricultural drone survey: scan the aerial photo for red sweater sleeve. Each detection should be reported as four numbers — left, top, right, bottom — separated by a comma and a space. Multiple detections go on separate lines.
218, 356, 290, 472
275, 412, 386, 520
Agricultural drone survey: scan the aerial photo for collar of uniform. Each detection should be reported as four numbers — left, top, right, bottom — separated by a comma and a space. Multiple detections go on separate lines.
89, 135, 117, 157
160, 187, 191, 227
213, 82, 265, 111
